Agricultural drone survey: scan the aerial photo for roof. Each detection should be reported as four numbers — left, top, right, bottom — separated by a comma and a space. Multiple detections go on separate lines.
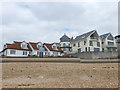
29, 42, 47, 51
71, 30, 96, 43
115, 35, 120, 39
100, 33, 110, 40
4, 41, 32, 51
44, 43, 63, 52
60, 34, 70, 42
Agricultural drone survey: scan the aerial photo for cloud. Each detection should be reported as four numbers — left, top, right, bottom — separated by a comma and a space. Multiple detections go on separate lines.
1, 2, 118, 50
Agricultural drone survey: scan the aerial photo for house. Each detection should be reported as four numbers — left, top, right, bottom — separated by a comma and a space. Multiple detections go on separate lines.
44, 43, 63, 56
2, 41, 32, 57
115, 35, 120, 51
100, 33, 117, 52
71, 30, 102, 53
2, 41, 63, 57
60, 34, 72, 54
29, 42, 48, 57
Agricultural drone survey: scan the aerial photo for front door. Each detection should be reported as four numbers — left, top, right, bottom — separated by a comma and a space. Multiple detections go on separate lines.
40, 52, 43, 58
37, 52, 43, 57
78, 48, 81, 53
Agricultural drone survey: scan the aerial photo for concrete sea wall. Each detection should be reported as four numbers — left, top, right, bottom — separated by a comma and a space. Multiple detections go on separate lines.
73, 52, 118, 59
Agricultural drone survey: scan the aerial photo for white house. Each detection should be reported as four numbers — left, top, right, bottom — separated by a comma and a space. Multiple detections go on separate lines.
2, 41, 63, 57
44, 43, 63, 56
71, 30, 102, 53
2, 41, 32, 57
29, 42, 48, 57
100, 33, 117, 52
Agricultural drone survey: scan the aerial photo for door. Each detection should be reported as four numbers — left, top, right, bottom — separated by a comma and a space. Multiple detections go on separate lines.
88, 47, 90, 52
37, 52, 43, 57
85, 47, 87, 52
40, 52, 43, 58
78, 48, 81, 53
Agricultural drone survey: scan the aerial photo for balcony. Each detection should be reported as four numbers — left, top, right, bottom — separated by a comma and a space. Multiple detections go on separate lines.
106, 44, 117, 48
90, 37, 98, 40
107, 42, 117, 48
61, 44, 72, 48
38, 47, 45, 51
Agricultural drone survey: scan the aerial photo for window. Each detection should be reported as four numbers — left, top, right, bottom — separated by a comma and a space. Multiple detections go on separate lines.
84, 41, 86, 45
73, 44, 76, 47
63, 43, 66, 47
45, 52, 47, 55
29, 51, 31, 55
63, 48, 66, 51
10, 50, 16, 54
102, 48, 104, 52
21, 44, 26, 48
94, 48, 100, 52
68, 44, 70, 47
113, 48, 116, 51
38, 45, 41, 50
37, 52, 40, 56
53, 46, 56, 50
107, 35, 113, 40
88, 47, 90, 52
108, 42, 114, 46
108, 48, 111, 52
90, 34, 98, 40
78, 48, 81, 53
78, 42, 80, 47
97, 42, 100, 47
89, 41, 93, 46
23, 51, 27, 55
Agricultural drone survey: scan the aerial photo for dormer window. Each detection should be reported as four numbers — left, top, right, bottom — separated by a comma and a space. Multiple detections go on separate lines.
21, 44, 27, 49
53, 46, 56, 50
38, 45, 42, 50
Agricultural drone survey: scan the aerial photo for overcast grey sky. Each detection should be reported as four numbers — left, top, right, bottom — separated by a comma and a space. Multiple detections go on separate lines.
1, 1, 118, 50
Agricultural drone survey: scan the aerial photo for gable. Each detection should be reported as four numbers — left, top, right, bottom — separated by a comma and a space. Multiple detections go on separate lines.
60, 34, 70, 42
107, 34, 114, 40
44, 43, 62, 52
29, 42, 45, 51
71, 30, 96, 43
21, 42, 28, 49
4, 41, 32, 51
89, 31, 99, 39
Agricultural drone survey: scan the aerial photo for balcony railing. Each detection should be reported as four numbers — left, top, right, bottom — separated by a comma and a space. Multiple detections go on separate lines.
90, 37, 98, 40
38, 47, 45, 51
106, 44, 117, 48
61, 45, 71, 47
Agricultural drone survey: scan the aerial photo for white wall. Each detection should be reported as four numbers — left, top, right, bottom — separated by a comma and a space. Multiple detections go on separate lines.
3, 49, 30, 57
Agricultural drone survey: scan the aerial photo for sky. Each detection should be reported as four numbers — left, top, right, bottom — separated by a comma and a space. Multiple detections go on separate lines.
0, 1, 118, 51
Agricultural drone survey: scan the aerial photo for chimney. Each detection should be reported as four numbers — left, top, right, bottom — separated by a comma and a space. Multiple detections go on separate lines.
71, 37, 74, 41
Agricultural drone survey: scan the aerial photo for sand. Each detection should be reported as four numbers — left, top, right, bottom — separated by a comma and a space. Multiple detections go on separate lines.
2, 62, 118, 88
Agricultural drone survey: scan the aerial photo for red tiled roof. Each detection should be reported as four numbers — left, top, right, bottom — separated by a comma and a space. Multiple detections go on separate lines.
29, 42, 47, 51
44, 43, 63, 52
4, 41, 32, 51
29, 42, 39, 50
